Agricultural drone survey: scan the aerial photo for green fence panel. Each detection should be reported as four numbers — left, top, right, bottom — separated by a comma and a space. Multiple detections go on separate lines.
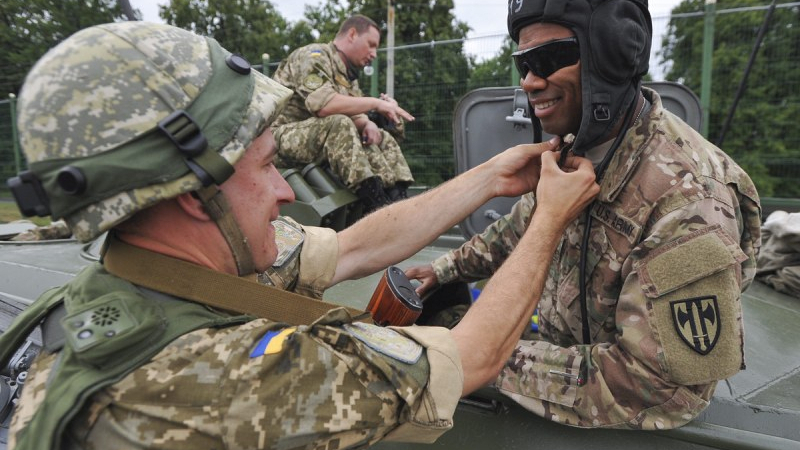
0, 98, 22, 186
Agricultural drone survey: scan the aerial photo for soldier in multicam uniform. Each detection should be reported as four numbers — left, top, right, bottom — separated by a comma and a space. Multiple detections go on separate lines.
271, 14, 415, 212
407, 0, 763, 430
2, 22, 599, 449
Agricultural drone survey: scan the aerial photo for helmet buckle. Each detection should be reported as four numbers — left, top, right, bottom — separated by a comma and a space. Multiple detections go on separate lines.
6, 171, 52, 217
158, 110, 208, 157
593, 104, 611, 122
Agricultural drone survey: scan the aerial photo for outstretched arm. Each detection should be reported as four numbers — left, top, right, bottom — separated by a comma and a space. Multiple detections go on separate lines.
331, 138, 559, 285
451, 152, 599, 395
318, 93, 414, 123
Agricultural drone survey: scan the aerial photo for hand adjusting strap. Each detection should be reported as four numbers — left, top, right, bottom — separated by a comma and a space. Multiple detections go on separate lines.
103, 234, 371, 325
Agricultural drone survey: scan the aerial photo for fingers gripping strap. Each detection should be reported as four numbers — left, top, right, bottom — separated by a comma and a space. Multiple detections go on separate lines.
195, 185, 254, 276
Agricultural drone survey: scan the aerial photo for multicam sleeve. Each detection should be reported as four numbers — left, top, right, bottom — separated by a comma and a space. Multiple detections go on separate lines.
496, 196, 751, 429
431, 193, 535, 284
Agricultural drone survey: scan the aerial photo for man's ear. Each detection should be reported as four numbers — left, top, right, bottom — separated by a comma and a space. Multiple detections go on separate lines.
347, 26, 358, 42
176, 192, 212, 222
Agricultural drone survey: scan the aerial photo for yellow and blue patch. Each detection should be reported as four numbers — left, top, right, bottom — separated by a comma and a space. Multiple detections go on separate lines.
310, 49, 322, 57
250, 327, 296, 358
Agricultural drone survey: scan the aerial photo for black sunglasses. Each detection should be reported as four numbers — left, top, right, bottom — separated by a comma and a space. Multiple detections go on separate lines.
512, 37, 580, 79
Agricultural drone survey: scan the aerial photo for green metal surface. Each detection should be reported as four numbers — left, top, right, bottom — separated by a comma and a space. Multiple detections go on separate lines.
700, 0, 716, 138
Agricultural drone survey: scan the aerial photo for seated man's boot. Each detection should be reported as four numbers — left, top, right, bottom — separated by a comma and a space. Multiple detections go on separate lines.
385, 181, 410, 202
356, 177, 391, 213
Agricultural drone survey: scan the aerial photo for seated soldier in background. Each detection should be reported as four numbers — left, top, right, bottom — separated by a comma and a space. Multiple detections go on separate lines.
271, 14, 415, 212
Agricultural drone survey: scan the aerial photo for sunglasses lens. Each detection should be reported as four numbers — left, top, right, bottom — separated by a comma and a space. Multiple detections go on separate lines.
514, 39, 579, 79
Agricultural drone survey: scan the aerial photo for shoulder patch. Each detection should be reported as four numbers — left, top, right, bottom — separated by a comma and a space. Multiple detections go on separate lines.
303, 73, 324, 90
343, 322, 422, 364
310, 49, 322, 57
250, 327, 296, 358
272, 218, 304, 267
670, 296, 720, 355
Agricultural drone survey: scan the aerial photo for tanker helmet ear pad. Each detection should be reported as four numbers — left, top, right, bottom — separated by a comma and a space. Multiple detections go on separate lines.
589, 0, 652, 84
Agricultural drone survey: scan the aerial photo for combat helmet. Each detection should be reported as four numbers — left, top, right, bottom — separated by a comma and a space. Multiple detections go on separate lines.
507, 0, 652, 155
7, 22, 291, 275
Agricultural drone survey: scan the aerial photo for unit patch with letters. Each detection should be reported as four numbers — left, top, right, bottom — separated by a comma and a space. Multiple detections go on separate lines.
670, 296, 720, 355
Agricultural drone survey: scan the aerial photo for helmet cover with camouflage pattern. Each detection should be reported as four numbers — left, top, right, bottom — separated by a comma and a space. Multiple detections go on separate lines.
15, 22, 291, 242
507, 0, 652, 154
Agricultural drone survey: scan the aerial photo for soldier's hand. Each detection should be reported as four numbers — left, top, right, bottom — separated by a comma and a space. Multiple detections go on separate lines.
535, 151, 599, 226
376, 97, 415, 124
405, 264, 439, 297
361, 121, 383, 145
380, 93, 398, 106
486, 137, 560, 198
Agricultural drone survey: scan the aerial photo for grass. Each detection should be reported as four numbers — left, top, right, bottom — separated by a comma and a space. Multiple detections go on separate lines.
0, 201, 50, 226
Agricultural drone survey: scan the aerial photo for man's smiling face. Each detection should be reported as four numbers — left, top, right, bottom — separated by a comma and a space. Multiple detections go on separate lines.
518, 22, 583, 137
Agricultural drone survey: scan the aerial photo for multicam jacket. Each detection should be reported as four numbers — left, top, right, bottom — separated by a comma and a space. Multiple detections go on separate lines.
271, 42, 368, 128
432, 88, 762, 429
10, 222, 463, 449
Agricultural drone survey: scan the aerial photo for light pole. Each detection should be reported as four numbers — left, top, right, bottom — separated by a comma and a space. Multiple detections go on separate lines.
386, 0, 396, 98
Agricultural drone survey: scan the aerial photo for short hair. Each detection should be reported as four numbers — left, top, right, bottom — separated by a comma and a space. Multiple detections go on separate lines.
337, 14, 379, 37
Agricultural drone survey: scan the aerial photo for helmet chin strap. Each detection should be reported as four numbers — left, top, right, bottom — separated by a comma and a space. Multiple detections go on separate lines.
576, 88, 641, 345
195, 185, 255, 277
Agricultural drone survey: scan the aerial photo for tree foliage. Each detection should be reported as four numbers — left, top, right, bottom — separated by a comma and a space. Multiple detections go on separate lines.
0, 0, 126, 95
467, 36, 516, 89
159, 0, 314, 66
660, 0, 800, 197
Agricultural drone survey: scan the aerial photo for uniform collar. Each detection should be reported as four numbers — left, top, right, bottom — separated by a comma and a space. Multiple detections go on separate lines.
596, 87, 661, 204
330, 42, 359, 82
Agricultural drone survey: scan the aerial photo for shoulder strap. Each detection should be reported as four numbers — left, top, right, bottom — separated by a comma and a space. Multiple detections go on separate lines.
13, 271, 249, 450
102, 234, 371, 325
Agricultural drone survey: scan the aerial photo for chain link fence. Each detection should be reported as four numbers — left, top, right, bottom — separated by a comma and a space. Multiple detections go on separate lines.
0, 97, 20, 194
1, 3, 798, 197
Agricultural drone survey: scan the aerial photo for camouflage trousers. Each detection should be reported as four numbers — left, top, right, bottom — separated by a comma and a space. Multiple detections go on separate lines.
272, 114, 414, 190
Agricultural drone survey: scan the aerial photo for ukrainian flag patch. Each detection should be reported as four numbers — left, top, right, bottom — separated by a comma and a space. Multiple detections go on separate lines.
250, 327, 296, 358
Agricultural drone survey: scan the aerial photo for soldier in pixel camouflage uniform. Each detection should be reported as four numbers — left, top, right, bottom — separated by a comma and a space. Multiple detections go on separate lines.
407, 0, 762, 430
271, 14, 415, 211
2, 22, 600, 449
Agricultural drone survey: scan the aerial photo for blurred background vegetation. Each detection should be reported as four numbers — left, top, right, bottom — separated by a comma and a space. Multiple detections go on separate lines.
1, 0, 798, 226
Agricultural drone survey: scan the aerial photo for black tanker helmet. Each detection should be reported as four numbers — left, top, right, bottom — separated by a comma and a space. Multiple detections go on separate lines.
507, 0, 652, 155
